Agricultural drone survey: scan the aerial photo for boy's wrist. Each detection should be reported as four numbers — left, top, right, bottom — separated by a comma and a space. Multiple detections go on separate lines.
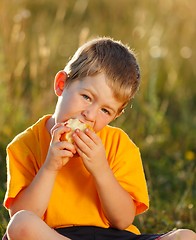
42, 163, 59, 176
92, 166, 112, 182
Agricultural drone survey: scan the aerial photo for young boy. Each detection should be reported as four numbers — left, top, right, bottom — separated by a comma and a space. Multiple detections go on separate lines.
3, 37, 195, 240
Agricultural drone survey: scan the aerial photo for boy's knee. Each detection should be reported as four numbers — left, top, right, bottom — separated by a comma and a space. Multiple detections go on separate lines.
7, 210, 37, 240
179, 229, 196, 239
171, 229, 196, 240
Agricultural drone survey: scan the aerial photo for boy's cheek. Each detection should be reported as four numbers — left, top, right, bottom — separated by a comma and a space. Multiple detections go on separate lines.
93, 124, 105, 133
94, 117, 113, 132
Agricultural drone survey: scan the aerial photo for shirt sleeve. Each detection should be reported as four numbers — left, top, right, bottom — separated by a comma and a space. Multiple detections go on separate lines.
3, 133, 37, 209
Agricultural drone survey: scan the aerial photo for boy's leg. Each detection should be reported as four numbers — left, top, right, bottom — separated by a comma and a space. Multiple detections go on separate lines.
159, 229, 196, 240
6, 210, 71, 240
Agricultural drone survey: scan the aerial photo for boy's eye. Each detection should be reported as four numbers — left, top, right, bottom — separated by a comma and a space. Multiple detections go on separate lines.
101, 108, 110, 115
82, 94, 91, 101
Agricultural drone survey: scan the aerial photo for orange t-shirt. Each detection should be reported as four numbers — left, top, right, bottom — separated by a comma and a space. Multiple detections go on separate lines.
4, 115, 149, 234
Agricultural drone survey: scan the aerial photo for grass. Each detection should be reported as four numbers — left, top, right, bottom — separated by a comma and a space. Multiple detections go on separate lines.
0, 0, 195, 237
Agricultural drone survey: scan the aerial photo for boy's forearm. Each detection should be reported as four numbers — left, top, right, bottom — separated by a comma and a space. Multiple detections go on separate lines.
9, 165, 57, 218
93, 168, 136, 230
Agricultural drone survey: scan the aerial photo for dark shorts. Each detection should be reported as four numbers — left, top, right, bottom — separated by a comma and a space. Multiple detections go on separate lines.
55, 226, 164, 240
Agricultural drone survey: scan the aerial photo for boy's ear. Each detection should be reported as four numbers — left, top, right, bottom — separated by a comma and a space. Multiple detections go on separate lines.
54, 70, 68, 96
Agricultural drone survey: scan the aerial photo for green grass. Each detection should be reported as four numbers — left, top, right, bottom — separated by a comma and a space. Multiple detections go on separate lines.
0, 0, 195, 237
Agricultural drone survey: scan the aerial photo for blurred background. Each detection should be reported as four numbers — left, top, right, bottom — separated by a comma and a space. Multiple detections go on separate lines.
0, 0, 195, 237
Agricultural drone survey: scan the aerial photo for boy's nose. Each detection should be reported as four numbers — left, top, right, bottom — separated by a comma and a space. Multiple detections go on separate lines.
81, 105, 98, 122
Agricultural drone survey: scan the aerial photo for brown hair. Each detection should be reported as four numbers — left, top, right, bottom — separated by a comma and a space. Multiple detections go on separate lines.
64, 37, 140, 109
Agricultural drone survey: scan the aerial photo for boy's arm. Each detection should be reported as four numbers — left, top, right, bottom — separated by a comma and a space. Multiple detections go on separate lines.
9, 124, 76, 217
93, 167, 136, 230
73, 129, 136, 230
9, 166, 57, 217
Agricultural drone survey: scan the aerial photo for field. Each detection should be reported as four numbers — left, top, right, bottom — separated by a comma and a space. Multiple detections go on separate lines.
0, 0, 195, 237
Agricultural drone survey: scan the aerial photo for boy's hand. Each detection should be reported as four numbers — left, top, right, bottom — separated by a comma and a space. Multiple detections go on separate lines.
44, 123, 76, 172
72, 128, 110, 177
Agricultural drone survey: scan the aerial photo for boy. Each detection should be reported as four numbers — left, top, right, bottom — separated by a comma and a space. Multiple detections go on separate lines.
3, 37, 195, 240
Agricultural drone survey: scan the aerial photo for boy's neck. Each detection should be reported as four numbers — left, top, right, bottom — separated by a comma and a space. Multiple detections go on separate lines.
45, 116, 55, 133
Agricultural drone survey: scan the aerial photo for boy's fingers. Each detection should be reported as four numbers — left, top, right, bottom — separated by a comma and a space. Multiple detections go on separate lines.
50, 123, 63, 134
74, 129, 100, 150
84, 128, 100, 144
75, 144, 88, 160
61, 142, 76, 154
51, 125, 71, 142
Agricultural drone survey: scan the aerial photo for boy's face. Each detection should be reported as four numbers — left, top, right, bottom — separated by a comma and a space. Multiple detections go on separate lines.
54, 72, 123, 132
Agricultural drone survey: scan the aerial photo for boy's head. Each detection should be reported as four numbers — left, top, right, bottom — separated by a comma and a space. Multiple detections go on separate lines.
64, 37, 140, 110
